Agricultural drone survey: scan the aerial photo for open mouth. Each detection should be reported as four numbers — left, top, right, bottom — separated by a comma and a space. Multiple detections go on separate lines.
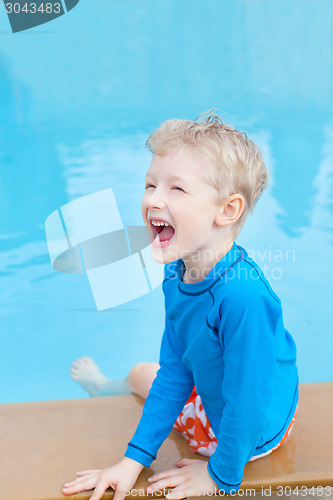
150, 219, 175, 247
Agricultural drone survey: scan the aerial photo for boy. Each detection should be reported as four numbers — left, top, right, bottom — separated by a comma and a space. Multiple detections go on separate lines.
63, 113, 299, 500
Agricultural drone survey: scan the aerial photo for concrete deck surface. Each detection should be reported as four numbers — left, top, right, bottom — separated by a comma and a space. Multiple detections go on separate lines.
0, 382, 332, 500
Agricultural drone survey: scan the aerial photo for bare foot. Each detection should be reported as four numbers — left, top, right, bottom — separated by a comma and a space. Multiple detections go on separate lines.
70, 357, 130, 397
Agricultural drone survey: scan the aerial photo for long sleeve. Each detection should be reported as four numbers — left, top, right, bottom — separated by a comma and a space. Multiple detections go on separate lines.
207, 289, 279, 492
124, 313, 195, 467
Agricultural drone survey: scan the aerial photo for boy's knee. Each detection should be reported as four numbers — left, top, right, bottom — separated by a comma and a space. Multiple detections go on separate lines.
128, 362, 148, 381
128, 362, 158, 381
127, 362, 159, 398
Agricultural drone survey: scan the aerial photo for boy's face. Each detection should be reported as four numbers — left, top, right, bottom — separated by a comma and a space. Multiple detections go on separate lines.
141, 147, 223, 265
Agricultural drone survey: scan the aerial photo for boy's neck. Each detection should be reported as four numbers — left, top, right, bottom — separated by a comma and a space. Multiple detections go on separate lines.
182, 240, 234, 284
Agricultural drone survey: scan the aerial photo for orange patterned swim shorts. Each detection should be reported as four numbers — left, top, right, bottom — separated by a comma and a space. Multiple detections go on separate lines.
173, 386, 298, 460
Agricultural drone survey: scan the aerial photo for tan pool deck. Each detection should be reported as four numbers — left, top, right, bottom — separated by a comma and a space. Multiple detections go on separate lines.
0, 382, 332, 500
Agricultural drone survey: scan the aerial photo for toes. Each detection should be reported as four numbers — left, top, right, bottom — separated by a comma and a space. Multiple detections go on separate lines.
82, 356, 93, 363
71, 360, 82, 369
72, 357, 90, 367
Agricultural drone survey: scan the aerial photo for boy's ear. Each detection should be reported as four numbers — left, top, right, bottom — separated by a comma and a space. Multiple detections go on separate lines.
215, 194, 245, 227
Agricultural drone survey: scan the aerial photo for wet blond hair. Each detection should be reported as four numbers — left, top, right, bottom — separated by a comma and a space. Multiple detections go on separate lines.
146, 111, 269, 236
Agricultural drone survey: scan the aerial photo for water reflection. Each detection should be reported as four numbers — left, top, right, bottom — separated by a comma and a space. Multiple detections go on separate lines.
0, 59, 67, 251
310, 123, 333, 233
0, 0, 332, 402
239, 127, 333, 383
269, 120, 326, 235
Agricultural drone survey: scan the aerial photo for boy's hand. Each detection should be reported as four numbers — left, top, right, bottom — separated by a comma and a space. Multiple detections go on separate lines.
62, 457, 144, 500
146, 458, 218, 498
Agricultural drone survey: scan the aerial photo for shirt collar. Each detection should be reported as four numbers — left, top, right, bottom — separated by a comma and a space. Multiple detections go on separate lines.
174, 242, 244, 295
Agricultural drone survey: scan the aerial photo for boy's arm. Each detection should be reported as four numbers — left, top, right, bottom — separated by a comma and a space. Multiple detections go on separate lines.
124, 313, 195, 467
207, 290, 279, 492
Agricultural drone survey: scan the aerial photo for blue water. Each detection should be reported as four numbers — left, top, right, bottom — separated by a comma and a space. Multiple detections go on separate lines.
0, 1, 332, 403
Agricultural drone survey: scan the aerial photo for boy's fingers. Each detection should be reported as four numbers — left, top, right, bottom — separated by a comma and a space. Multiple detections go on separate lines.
76, 469, 100, 476
166, 485, 191, 499
147, 476, 182, 494
113, 486, 128, 500
64, 474, 93, 487
89, 481, 111, 500
148, 468, 180, 482
63, 473, 97, 494
175, 458, 192, 467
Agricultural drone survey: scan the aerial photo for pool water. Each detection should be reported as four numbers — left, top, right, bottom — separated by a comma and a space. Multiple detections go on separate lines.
0, 0, 332, 403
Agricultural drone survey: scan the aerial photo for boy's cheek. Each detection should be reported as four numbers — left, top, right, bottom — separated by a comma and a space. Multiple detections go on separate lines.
141, 199, 147, 221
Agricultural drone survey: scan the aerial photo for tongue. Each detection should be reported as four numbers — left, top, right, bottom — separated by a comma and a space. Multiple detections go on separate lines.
158, 225, 175, 241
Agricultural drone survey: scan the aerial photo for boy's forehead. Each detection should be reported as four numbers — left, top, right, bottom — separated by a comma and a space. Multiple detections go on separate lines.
146, 149, 206, 180
145, 168, 188, 183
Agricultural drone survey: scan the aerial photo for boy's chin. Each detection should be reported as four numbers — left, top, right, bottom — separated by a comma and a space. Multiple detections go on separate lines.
150, 245, 178, 264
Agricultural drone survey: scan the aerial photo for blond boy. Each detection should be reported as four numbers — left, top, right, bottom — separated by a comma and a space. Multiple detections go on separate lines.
64, 113, 298, 500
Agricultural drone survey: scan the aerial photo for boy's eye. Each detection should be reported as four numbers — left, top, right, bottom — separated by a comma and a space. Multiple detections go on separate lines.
171, 186, 185, 192
145, 184, 155, 189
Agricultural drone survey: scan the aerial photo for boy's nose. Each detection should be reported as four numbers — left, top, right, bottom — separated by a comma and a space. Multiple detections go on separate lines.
147, 189, 166, 209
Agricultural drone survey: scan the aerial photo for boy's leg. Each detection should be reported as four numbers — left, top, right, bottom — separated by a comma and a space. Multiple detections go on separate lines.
127, 361, 160, 399
71, 357, 159, 398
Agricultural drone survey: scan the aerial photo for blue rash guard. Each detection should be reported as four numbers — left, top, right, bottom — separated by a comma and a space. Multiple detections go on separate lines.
124, 242, 299, 493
